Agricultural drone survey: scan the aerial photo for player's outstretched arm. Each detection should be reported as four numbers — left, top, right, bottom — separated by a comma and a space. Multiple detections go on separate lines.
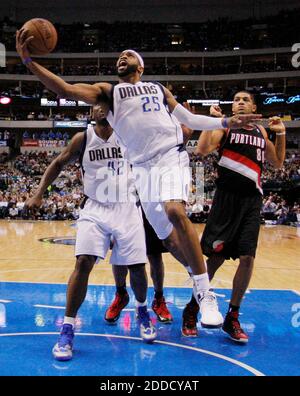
16, 29, 111, 106
25, 132, 85, 209
163, 87, 262, 130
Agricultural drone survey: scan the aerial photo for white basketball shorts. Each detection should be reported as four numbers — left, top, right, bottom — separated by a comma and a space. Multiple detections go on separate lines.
132, 146, 190, 240
75, 198, 147, 265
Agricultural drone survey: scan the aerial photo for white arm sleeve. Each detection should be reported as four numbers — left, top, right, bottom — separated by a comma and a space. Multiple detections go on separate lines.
172, 103, 225, 131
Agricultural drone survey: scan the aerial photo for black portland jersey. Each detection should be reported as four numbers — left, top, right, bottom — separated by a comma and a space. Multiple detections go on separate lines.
216, 125, 266, 195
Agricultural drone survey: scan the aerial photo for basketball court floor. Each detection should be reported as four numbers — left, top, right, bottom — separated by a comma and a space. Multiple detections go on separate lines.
0, 220, 299, 376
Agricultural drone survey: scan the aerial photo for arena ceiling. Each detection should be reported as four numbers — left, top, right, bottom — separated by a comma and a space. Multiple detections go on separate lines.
1, 0, 299, 23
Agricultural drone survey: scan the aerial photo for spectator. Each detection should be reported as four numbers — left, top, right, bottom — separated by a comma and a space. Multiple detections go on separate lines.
8, 203, 19, 218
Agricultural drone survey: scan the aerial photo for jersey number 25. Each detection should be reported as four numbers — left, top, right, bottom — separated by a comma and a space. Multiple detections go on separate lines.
141, 96, 161, 112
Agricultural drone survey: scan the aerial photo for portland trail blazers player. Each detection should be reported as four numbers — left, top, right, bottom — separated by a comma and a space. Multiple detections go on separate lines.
182, 91, 286, 342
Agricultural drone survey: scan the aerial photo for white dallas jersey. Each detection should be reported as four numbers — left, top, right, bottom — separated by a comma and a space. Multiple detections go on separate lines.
107, 81, 183, 164
80, 125, 135, 203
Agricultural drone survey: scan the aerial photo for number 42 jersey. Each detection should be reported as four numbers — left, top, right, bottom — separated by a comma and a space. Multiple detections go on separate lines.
80, 124, 135, 203
107, 81, 183, 164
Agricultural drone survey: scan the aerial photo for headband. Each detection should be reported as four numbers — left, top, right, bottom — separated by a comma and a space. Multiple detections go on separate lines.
124, 49, 144, 68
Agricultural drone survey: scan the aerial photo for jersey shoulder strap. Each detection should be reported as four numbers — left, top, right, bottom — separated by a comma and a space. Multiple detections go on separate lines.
109, 84, 115, 114
218, 127, 231, 152
255, 123, 268, 142
151, 80, 168, 108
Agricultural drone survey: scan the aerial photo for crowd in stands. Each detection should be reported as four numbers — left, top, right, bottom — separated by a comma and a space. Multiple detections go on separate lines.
0, 151, 82, 220
25, 111, 89, 121
262, 193, 300, 224
21, 130, 70, 141
0, 56, 294, 77
1, 74, 299, 112
0, 150, 299, 224
1, 9, 299, 52
0, 110, 91, 122
262, 151, 300, 189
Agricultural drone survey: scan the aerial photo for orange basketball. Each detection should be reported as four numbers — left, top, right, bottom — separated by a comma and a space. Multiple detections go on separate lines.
21, 18, 57, 55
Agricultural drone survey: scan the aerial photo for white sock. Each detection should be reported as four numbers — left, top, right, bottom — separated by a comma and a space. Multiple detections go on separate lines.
193, 273, 210, 300
135, 300, 147, 308
186, 266, 193, 277
63, 316, 75, 328
186, 260, 207, 276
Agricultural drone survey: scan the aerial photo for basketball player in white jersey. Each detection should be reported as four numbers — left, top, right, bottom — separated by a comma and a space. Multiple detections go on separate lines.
106, 121, 194, 325
17, 32, 262, 332
25, 106, 156, 361
106, 210, 174, 324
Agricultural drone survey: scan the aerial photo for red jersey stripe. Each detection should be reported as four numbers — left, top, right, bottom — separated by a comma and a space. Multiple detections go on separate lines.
222, 148, 261, 175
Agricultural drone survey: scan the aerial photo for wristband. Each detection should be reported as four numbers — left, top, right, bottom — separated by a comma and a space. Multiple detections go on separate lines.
276, 132, 286, 136
221, 117, 229, 129
22, 57, 32, 66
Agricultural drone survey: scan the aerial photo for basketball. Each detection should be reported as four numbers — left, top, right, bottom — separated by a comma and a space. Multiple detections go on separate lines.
21, 18, 57, 55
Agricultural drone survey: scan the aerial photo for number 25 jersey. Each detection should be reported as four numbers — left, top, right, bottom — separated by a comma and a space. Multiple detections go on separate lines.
107, 81, 183, 164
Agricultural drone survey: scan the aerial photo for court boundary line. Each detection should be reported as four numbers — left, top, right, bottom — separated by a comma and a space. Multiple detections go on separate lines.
34, 304, 65, 309
0, 332, 265, 377
0, 280, 298, 292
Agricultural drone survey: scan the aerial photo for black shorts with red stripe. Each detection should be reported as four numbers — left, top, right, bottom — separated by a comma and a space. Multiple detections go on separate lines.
142, 209, 168, 256
201, 187, 262, 260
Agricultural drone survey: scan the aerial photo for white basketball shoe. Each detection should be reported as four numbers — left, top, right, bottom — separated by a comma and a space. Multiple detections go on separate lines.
198, 290, 224, 328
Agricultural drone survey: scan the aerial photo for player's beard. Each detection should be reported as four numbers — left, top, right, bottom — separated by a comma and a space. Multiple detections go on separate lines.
117, 63, 139, 77
97, 118, 109, 127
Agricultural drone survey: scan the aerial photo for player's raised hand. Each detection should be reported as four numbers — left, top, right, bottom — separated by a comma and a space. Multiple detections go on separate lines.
268, 116, 286, 134
16, 29, 34, 60
227, 113, 262, 129
210, 105, 223, 118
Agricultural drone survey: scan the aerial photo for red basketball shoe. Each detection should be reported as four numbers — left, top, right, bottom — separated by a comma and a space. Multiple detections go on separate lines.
222, 311, 249, 343
181, 303, 199, 337
105, 292, 129, 323
152, 296, 173, 323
